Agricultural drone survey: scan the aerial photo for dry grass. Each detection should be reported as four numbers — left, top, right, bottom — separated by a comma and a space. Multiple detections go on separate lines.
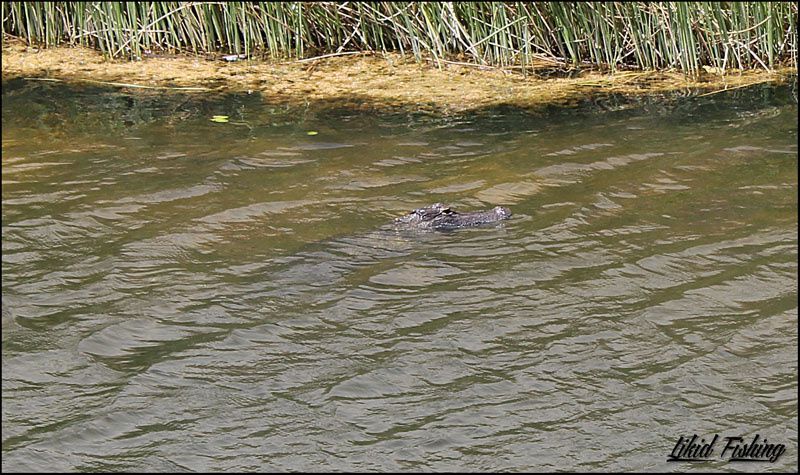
3, 40, 794, 114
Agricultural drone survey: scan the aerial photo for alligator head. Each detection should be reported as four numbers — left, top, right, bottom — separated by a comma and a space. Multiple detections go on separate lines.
393, 202, 453, 228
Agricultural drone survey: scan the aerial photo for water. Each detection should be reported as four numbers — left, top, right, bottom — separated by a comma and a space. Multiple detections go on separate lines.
2, 79, 797, 472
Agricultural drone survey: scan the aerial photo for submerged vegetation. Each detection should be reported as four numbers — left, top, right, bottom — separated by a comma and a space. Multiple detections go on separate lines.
2, 2, 797, 74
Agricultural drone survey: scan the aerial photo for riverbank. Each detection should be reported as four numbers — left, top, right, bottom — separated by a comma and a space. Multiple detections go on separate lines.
2, 39, 796, 114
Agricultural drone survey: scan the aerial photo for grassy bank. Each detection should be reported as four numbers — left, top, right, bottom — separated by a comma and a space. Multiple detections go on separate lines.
2, 2, 797, 74
3, 37, 795, 115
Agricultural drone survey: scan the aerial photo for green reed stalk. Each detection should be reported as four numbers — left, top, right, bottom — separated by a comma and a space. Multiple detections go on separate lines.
2, 2, 796, 73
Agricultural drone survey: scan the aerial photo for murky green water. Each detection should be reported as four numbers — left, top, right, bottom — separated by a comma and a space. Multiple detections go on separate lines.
2, 79, 797, 472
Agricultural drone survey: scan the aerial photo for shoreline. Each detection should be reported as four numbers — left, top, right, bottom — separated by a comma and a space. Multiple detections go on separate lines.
2, 40, 796, 114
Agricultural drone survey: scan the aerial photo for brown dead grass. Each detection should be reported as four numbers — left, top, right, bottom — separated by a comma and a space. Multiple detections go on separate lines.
2, 39, 795, 114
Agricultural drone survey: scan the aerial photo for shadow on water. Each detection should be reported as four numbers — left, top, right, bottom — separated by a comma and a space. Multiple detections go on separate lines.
3, 76, 796, 133
2, 77, 797, 472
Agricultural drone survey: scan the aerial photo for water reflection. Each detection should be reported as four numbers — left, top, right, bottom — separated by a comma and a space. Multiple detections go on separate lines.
2, 80, 797, 472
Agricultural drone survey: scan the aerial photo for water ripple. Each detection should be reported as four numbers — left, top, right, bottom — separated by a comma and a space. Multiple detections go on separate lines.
2, 84, 796, 472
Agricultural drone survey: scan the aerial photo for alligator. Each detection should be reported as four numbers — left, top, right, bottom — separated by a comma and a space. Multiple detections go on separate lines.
394, 203, 512, 230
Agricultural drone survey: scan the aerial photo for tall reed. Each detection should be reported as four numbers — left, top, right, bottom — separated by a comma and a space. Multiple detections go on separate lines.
2, 2, 797, 73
